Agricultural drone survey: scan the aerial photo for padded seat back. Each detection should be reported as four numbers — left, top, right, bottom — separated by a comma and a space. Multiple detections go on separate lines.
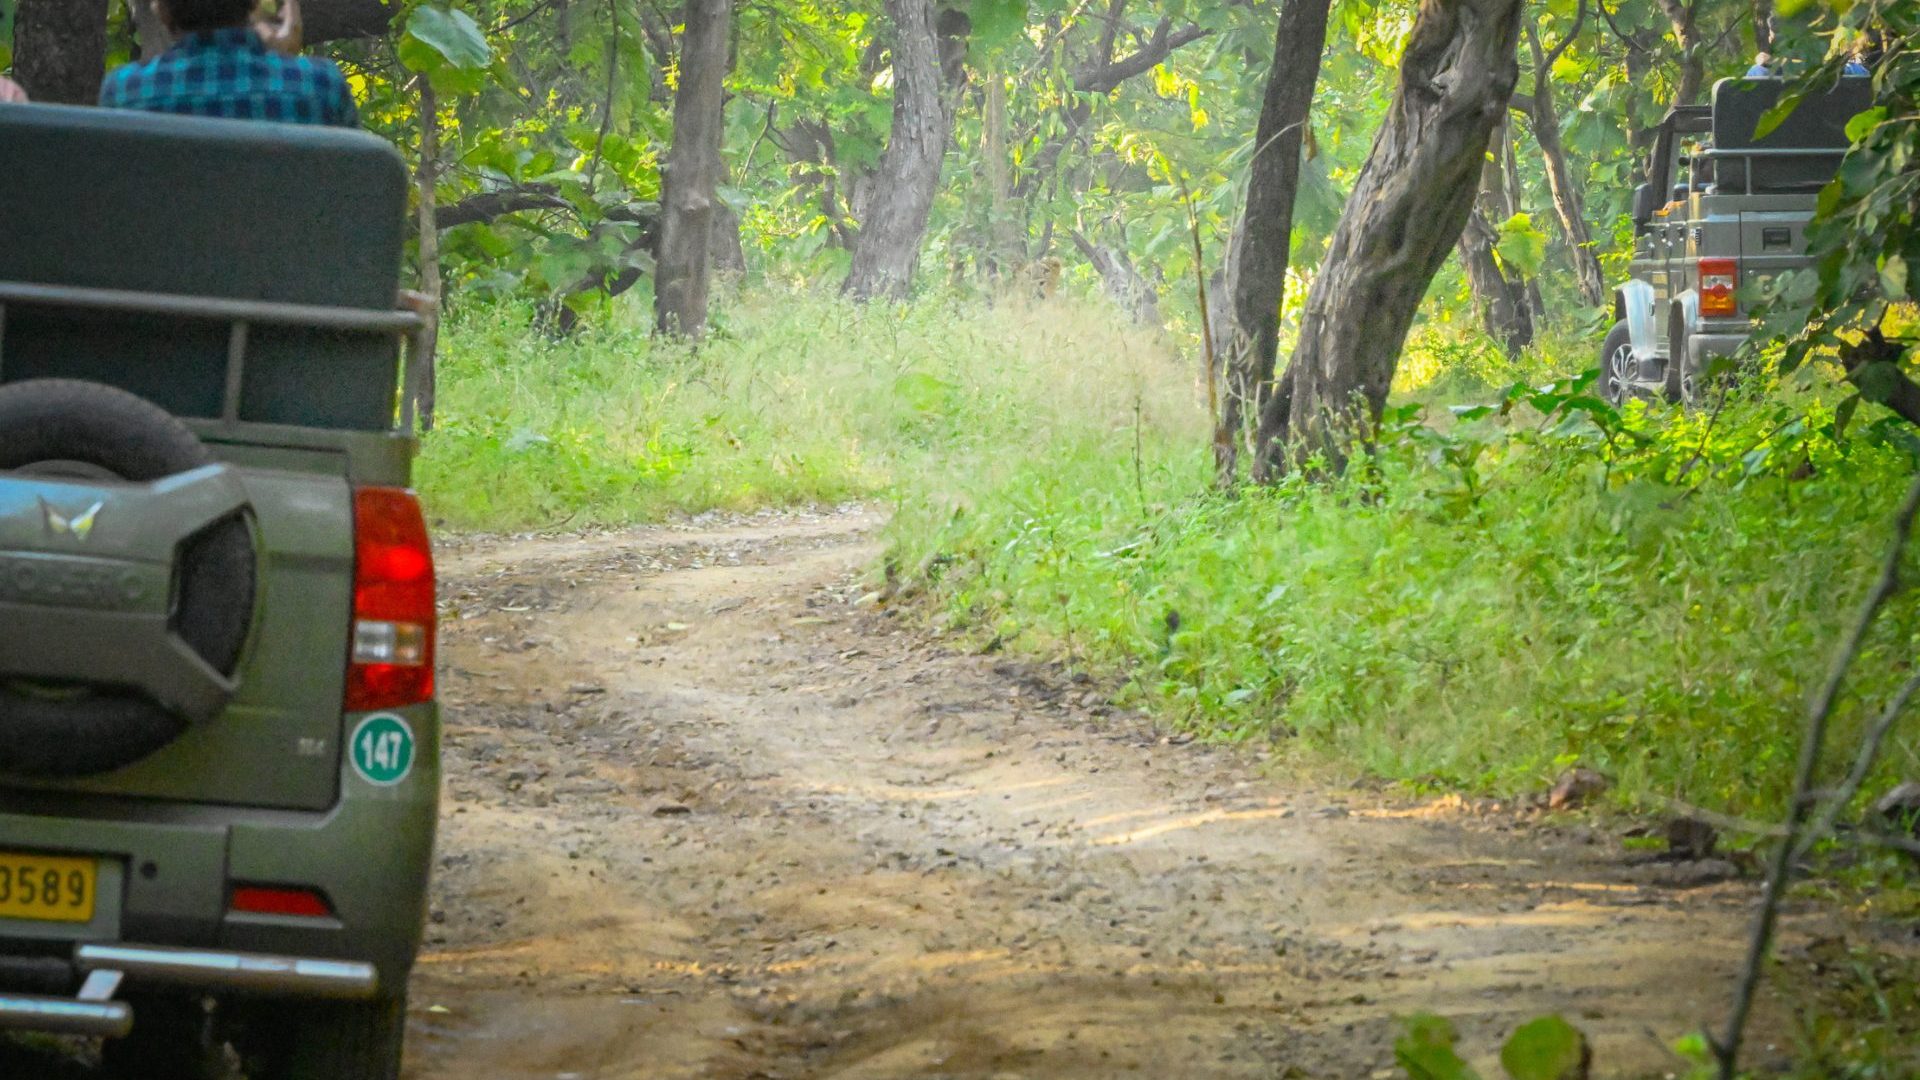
1711, 76, 1872, 194
0, 103, 408, 429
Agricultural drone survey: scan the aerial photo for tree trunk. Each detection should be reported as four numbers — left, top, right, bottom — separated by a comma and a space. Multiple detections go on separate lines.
1251, 0, 1524, 480
1519, 24, 1606, 307
1211, 0, 1334, 483
843, 0, 952, 301
1658, 0, 1704, 105
710, 199, 748, 275
1752, 0, 1773, 54
1457, 218, 1534, 355
130, 0, 173, 57
1456, 121, 1534, 354
411, 80, 441, 431
13, 0, 108, 104
654, 0, 733, 338
1070, 230, 1160, 325
982, 65, 1022, 276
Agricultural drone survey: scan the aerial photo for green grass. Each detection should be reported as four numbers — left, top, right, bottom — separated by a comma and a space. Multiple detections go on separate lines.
417, 291, 1189, 530
424, 290, 1920, 820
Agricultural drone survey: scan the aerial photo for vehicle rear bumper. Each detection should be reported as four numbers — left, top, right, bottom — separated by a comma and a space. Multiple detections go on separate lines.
0, 702, 439, 996
1690, 330, 1749, 362
0, 941, 377, 1039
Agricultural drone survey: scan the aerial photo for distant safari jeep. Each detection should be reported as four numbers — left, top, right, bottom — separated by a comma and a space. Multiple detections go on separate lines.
0, 103, 438, 1078
1600, 75, 1872, 405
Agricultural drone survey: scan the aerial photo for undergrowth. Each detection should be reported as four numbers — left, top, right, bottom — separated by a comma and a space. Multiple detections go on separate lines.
881, 323, 1920, 822
425, 290, 1920, 823
417, 292, 1189, 530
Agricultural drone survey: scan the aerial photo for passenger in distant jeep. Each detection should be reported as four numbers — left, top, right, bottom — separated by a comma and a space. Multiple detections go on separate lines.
99, 0, 355, 127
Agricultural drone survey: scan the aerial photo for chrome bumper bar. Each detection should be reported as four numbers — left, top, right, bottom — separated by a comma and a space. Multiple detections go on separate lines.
0, 968, 130, 1038
0, 943, 377, 1040
76, 943, 379, 1000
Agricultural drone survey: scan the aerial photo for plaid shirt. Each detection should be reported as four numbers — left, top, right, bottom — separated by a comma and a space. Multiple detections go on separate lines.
99, 27, 357, 128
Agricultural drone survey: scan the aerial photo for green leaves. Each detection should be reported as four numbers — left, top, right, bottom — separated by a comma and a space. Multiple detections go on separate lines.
967, 0, 1030, 56
1494, 214, 1548, 279
1499, 1016, 1591, 1080
400, 5, 493, 95
1396, 1014, 1482, 1080
1394, 1014, 1592, 1080
1879, 253, 1909, 301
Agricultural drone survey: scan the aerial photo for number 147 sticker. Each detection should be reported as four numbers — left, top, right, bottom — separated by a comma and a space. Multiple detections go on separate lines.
350, 714, 416, 786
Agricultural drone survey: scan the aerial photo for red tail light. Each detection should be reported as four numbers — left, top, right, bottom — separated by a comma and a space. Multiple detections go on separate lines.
231, 885, 333, 919
1699, 257, 1738, 317
346, 487, 435, 711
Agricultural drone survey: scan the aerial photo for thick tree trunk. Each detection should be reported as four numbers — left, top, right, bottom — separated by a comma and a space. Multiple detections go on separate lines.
1251, 0, 1523, 480
710, 199, 748, 276
1752, 0, 1773, 54
654, 0, 733, 338
1456, 123, 1534, 354
843, 0, 952, 301
1456, 218, 1534, 355
1658, 0, 1704, 105
13, 0, 107, 104
411, 80, 441, 430
1212, 0, 1333, 483
1518, 21, 1606, 307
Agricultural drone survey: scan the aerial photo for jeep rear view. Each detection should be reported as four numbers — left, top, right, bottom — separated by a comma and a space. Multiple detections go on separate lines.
1600, 74, 1872, 405
0, 103, 439, 1079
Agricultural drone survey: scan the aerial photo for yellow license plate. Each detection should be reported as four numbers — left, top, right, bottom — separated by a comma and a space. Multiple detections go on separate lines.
0, 852, 97, 923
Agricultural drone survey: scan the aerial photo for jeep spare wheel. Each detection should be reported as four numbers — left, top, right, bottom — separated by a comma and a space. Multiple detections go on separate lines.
0, 379, 256, 777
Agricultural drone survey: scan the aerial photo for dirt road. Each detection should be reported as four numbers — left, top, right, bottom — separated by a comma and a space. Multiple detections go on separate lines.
408, 508, 1794, 1079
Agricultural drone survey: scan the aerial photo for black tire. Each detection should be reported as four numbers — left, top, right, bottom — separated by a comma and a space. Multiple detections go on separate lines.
242, 994, 407, 1080
0, 379, 256, 777
1599, 319, 1634, 406
100, 992, 219, 1080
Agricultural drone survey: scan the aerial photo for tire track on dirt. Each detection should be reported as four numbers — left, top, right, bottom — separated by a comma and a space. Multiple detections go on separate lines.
404, 507, 1797, 1079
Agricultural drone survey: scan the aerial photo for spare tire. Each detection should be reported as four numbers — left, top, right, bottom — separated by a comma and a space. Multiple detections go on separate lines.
0, 379, 256, 777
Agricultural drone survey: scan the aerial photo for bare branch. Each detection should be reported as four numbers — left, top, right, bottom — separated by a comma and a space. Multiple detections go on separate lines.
1715, 471, 1920, 1080
1652, 796, 1920, 859
1542, 0, 1588, 69
437, 186, 573, 228
1796, 667, 1920, 862
1073, 19, 1212, 94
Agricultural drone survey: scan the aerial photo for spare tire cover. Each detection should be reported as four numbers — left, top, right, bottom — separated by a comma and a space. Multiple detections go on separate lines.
0, 379, 256, 777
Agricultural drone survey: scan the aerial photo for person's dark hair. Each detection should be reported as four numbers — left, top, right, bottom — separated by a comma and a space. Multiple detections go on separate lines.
158, 0, 256, 32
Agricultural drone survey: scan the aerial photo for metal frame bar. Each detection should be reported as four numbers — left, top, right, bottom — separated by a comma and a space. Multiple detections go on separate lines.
0, 281, 422, 334
0, 280, 429, 435
1696, 147, 1847, 196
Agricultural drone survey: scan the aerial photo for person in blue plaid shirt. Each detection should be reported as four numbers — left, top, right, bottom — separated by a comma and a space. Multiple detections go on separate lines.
100, 0, 357, 127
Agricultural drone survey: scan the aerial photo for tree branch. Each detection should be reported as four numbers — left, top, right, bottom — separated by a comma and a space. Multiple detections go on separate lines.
437, 186, 573, 228
1542, 0, 1588, 70
1594, 0, 1645, 53
1714, 471, 1920, 1080
1073, 19, 1211, 93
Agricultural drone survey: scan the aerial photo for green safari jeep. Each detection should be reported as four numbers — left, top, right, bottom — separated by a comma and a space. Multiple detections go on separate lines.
0, 103, 439, 1078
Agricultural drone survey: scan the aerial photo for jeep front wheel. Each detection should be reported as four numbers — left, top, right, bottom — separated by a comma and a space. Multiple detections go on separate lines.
1599, 320, 1634, 406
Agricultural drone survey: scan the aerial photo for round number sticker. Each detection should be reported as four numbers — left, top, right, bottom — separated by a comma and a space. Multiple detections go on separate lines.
349, 714, 416, 786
